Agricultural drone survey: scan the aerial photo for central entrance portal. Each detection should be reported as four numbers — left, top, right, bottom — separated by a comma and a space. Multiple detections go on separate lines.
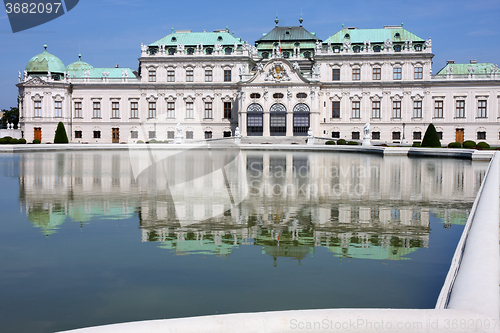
270, 103, 286, 136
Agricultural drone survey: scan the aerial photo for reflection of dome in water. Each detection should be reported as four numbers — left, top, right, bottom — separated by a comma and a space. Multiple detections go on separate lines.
262, 245, 313, 260
28, 209, 66, 236
328, 245, 418, 260
158, 239, 237, 256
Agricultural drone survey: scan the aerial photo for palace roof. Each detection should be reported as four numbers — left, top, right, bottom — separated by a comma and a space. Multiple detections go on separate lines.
324, 27, 425, 44
149, 30, 243, 47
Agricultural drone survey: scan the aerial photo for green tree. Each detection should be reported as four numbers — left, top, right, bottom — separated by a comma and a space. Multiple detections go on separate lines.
53, 122, 69, 144
1, 107, 19, 129
421, 123, 441, 147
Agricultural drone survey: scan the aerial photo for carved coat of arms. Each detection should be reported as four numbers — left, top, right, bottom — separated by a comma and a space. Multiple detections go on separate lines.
265, 62, 291, 83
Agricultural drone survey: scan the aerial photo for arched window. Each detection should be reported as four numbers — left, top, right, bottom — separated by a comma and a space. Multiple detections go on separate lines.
303, 51, 311, 58
296, 93, 307, 99
353, 46, 360, 53
293, 104, 310, 136
270, 103, 286, 136
273, 93, 284, 99
250, 93, 261, 99
247, 103, 263, 136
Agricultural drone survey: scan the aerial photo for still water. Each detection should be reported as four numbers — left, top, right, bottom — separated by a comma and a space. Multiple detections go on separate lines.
0, 149, 489, 333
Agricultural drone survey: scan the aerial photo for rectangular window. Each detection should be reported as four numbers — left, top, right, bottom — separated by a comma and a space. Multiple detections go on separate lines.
186, 102, 194, 119
186, 131, 193, 139
393, 67, 402, 80
205, 69, 212, 82
167, 70, 175, 82
148, 69, 156, 82
456, 100, 465, 118
34, 101, 42, 117
332, 131, 340, 138
352, 101, 360, 118
372, 131, 380, 140
332, 101, 340, 118
74, 101, 82, 118
392, 101, 401, 118
93, 102, 101, 118
392, 132, 401, 140
478, 100, 487, 118
54, 101, 62, 117
352, 68, 360, 81
413, 132, 422, 140
130, 102, 138, 118
204, 102, 213, 119
332, 68, 340, 81
74, 130, 82, 139
167, 102, 175, 118
372, 101, 380, 118
167, 131, 175, 139
352, 132, 360, 140
186, 69, 194, 82
93, 131, 101, 139
205, 131, 212, 139
223, 102, 231, 119
413, 101, 422, 118
434, 100, 443, 118
111, 102, 120, 118
224, 70, 231, 82
477, 131, 486, 140
373, 68, 381, 80
148, 131, 156, 139
414, 67, 423, 79
148, 102, 156, 118
130, 131, 138, 139
437, 132, 443, 140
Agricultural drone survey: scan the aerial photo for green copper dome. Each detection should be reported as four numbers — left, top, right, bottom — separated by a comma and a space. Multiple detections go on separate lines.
66, 54, 93, 72
25, 44, 66, 74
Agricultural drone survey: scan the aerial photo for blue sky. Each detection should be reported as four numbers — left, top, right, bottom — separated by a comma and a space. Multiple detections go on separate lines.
0, 0, 499, 110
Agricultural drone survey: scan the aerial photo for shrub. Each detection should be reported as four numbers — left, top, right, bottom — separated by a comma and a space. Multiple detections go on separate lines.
476, 142, 490, 149
137, 140, 144, 143
347, 141, 359, 145
1, 136, 13, 144
9, 139, 18, 144
337, 139, 347, 145
421, 124, 441, 147
412, 142, 421, 147
32, 139, 41, 144
17, 138, 26, 144
0, 138, 8, 144
463, 140, 476, 149
448, 142, 462, 148
54, 122, 69, 144
325, 140, 336, 145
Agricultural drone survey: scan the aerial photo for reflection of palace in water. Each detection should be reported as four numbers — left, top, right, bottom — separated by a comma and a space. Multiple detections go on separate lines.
19, 151, 488, 261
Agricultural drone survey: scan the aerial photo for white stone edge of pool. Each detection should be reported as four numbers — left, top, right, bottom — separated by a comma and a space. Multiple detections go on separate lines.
4, 144, 497, 332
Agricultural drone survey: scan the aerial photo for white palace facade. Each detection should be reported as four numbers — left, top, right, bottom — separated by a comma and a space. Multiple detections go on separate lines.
17, 19, 500, 145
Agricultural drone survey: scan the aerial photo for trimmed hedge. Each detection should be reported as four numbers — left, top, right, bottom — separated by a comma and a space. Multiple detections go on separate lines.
0, 138, 9, 144
54, 122, 69, 144
18, 138, 26, 144
463, 140, 476, 149
477, 142, 490, 149
137, 140, 144, 143
448, 142, 462, 148
32, 139, 41, 144
325, 140, 336, 145
347, 141, 359, 145
412, 142, 421, 147
421, 124, 441, 147
337, 139, 347, 145
9, 139, 18, 144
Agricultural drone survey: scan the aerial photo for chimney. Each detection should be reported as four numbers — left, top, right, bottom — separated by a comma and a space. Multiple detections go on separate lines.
446, 60, 455, 64
470, 59, 477, 64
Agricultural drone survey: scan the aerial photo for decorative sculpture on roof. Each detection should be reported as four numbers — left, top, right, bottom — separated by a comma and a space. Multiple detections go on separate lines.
384, 39, 392, 50
257, 62, 264, 72
214, 43, 223, 52
315, 41, 322, 53
425, 37, 432, 48
141, 43, 147, 52
343, 40, 351, 52
264, 62, 291, 83
251, 45, 258, 57
292, 62, 300, 71
234, 42, 238, 52
409, 39, 413, 51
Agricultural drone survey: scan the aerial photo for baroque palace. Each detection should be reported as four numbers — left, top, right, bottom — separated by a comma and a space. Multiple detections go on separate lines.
17, 18, 500, 144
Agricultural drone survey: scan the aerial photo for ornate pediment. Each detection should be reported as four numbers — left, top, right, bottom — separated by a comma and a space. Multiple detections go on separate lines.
23, 76, 50, 87
264, 61, 291, 83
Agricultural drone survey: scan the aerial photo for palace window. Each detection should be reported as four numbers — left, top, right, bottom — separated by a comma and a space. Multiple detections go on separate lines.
224, 102, 232, 119
186, 131, 193, 139
352, 68, 360, 81
186, 102, 194, 119
148, 69, 156, 82
205, 69, 212, 82
477, 131, 486, 140
34, 101, 42, 117
392, 101, 401, 118
204, 102, 213, 119
477, 100, 487, 118
262, 52, 269, 59
225, 48, 232, 55
283, 51, 290, 58
130, 131, 138, 139
392, 132, 401, 140
456, 100, 465, 118
54, 101, 62, 117
224, 69, 231, 82
206, 48, 213, 55
394, 45, 402, 52
296, 93, 307, 99
437, 132, 443, 140
414, 67, 423, 79
413, 101, 422, 118
413, 132, 422, 140
186, 69, 194, 82
352, 132, 360, 140
303, 51, 311, 58
167, 70, 175, 82
332, 101, 340, 118
353, 46, 360, 53
74, 131, 82, 139
372, 132, 380, 140
93, 102, 101, 118
187, 48, 194, 55
393, 67, 402, 80
352, 101, 360, 119
205, 131, 212, 139
74, 101, 82, 118
415, 44, 422, 51
273, 93, 284, 99
111, 102, 120, 118
148, 102, 156, 118
250, 93, 261, 99
332, 131, 340, 138
167, 102, 175, 118
167, 131, 174, 139
373, 68, 381, 80
130, 102, 138, 118
373, 45, 381, 52
148, 131, 156, 139
372, 101, 380, 118
93, 131, 101, 139
434, 100, 443, 118
332, 68, 340, 81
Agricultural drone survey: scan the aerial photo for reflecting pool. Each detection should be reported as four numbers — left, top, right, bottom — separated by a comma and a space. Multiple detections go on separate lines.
0, 150, 489, 333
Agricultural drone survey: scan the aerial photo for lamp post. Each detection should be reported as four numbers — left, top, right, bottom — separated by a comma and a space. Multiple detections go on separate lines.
402, 122, 406, 145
